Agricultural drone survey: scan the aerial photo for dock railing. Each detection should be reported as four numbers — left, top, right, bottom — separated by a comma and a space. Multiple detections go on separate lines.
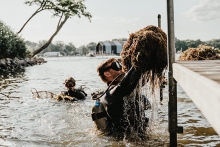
166, 1, 220, 146
173, 61, 220, 136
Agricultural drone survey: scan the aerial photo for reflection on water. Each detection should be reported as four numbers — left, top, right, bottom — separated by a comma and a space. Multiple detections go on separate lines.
0, 57, 220, 147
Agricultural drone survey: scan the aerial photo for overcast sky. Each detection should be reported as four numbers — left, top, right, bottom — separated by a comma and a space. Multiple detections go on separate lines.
0, 0, 220, 47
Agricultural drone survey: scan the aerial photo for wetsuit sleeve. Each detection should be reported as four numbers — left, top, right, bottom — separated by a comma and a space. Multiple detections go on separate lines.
76, 90, 86, 100
112, 67, 142, 97
103, 67, 142, 104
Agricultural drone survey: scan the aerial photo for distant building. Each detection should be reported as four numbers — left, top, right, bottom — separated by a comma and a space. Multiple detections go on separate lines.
43, 52, 62, 57
96, 41, 126, 55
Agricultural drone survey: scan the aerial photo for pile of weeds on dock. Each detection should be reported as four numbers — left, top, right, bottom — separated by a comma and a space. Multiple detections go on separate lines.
178, 45, 220, 61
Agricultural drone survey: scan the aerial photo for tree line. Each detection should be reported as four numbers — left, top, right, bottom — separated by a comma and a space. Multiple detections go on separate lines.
0, 21, 27, 59
2, 0, 219, 59
25, 40, 97, 56
175, 38, 220, 52
1, 18, 220, 58
26, 37, 220, 56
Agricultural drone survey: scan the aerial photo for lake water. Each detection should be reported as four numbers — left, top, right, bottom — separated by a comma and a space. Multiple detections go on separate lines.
0, 56, 219, 147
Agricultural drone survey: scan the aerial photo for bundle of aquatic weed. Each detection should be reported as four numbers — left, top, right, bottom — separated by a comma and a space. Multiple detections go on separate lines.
120, 25, 168, 143
121, 25, 167, 87
179, 45, 220, 61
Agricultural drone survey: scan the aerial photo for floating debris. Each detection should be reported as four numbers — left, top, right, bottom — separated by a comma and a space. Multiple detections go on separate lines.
31, 88, 74, 101
0, 92, 20, 99
31, 88, 57, 99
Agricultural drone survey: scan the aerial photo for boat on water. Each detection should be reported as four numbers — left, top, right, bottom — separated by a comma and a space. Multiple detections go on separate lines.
86, 53, 95, 57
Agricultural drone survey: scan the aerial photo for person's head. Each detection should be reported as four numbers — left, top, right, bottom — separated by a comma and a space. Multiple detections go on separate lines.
64, 77, 76, 90
97, 58, 123, 83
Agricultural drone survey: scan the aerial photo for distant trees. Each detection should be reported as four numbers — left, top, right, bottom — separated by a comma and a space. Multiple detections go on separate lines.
65, 43, 76, 55
205, 39, 220, 49
0, 20, 27, 58
78, 45, 89, 55
175, 38, 220, 52
86, 42, 96, 51
25, 41, 38, 53
25, 40, 94, 56
18, 0, 92, 57
112, 38, 127, 41
175, 38, 188, 51
24, 38, 220, 56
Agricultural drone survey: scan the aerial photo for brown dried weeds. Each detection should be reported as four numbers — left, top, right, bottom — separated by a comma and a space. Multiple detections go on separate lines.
120, 25, 167, 87
178, 45, 220, 61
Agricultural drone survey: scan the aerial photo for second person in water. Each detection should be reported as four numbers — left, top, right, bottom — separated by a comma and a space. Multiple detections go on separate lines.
56, 77, 87, 101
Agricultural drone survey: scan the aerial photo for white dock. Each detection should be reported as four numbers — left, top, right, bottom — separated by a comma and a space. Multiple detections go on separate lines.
173, 60, 220, 135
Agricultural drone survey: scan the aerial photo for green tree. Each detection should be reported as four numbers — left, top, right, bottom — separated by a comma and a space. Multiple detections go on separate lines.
37, 40, 48, 52
53, 41, 65, 51
25, 40, 38, 52
205, 39, 220, 49
86, 42, 96, 51
175, 38, 188, 52
19, 0, 92, 57
195, 39, 203, 46
0, 20, 27, 58
65, 42, 76, 55
80, 45, 89, 55
185, 39, 198, 48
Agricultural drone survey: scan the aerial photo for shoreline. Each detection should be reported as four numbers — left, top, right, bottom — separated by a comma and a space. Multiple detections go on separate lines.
0, 57, 47, 73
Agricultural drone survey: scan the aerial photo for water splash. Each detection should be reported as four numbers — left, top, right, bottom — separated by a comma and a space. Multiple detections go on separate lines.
122, 76, 169, 145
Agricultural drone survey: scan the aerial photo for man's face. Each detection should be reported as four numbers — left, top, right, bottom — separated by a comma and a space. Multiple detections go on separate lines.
65, 81, 75, 90
104, 61, 123, 82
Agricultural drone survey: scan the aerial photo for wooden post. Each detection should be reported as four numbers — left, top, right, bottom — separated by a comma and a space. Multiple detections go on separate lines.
158, 14, 164, 102
167, 0, 178, 146
158, 14, 161, 28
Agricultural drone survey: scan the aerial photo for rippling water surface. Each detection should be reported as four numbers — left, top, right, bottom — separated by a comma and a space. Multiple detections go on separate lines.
0, 56, 219, 147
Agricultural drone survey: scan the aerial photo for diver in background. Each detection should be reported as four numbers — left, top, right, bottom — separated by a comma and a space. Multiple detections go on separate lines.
56, 77, 87, 101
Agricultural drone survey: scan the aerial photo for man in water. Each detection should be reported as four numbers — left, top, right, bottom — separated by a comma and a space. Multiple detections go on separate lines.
92, 58, 150, 137
92, 25, 167, 140
56, 77, 87, 101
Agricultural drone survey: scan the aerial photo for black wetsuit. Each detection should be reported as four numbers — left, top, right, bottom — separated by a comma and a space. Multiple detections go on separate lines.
64, 89, 86, 100
101, 67, 148, 133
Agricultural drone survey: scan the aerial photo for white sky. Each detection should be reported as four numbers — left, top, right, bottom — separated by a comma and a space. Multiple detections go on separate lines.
0, 0, 220, 47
